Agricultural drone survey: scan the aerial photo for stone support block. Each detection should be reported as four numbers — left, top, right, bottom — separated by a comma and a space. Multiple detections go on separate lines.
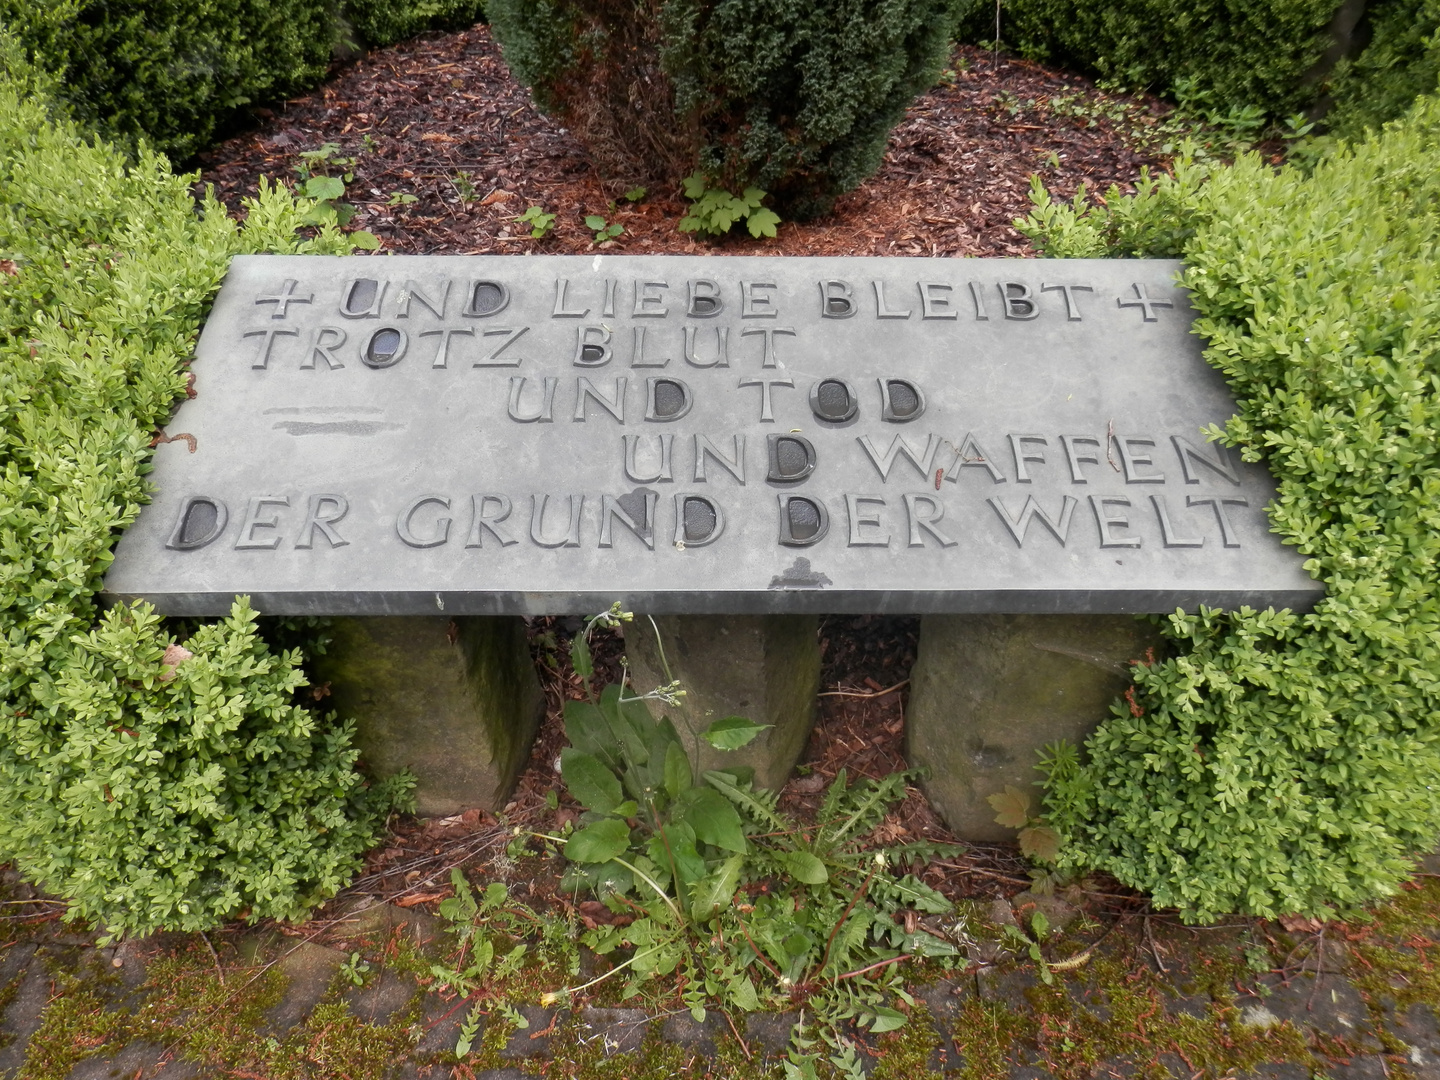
314, 616, 543, 816
906, 614, 1165, 841
625, 615, 820, 792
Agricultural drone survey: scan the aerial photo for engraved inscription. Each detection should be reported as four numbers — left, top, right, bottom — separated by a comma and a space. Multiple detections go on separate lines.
112, 256, 1315, 618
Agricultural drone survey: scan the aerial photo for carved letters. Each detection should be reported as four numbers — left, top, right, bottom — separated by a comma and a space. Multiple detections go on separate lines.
163, 261, 1266, 570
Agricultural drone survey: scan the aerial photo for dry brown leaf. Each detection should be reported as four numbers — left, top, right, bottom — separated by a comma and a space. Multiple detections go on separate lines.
395, 890, 448, 907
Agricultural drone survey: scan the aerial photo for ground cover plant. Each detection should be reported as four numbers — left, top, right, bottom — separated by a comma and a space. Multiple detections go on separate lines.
0, 34, 402, 940
540, 609, 966, 1077
1019, 97, 1440, 921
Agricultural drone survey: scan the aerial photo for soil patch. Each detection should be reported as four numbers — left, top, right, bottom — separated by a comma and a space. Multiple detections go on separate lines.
196, 27, 1164, 257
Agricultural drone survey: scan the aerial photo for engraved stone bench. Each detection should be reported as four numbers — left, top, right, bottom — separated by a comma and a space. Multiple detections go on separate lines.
104, 255, 1321, 832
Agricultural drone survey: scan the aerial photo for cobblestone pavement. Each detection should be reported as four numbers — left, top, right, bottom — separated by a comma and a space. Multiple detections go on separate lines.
2, 861, 1437, 1080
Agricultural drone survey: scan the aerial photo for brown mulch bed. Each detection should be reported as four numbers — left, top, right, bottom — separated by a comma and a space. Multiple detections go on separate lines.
197, 27, 1165, 258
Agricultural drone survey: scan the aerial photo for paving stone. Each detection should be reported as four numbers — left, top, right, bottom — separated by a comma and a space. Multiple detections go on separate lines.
660, 1010, 725, 1057
1321, 1055, 1392, 1079
976, 964, 1040, 1005
576, 1007, 650, 1055
66, 1041, 200, 1079
1009, 890, 1080, 933
265, 941, 346, 1033
743, 1011, 801, 1056
331, 899, 443, 950
916, 978, 970, 1019
1164, 990, 1212, 1019
1242, 1063, 1311, 1079
0, 948, 54, 1074
226, 927, 285, 967
1248, 975, 1371, 1040
986, 897, 1019, 929
345, 969, 419, 1023
1377, 999, 1440, 1055
413, 992, 478, 1056
400, 1065, 530, 1080
499, 1005, 564, 1059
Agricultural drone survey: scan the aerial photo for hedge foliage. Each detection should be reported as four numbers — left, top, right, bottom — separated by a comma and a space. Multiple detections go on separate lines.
1019, 99, 1440, 920
964, 0, 1339, 116
0, 0, 485, 161
488, 0, 972, 219
0, 37, 401, 939
0, 0, 332, 160
346, 0, 486, 49
1325, 0, 1440, 138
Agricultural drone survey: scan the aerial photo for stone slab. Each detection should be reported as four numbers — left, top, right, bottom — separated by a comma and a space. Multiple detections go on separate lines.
103, 255, 1321, 616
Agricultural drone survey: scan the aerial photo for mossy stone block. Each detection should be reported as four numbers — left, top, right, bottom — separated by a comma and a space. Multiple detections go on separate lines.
906, 614, 1165, 841
314, 616, 543, 816
625, 614, 820, 792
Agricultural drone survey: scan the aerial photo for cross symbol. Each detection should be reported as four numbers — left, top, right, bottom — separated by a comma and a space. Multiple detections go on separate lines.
255, 278, 314, 319
1116, 283, 1174, 322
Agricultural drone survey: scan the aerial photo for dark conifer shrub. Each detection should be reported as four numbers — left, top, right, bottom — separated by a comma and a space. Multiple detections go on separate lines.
487, 0, 972, 218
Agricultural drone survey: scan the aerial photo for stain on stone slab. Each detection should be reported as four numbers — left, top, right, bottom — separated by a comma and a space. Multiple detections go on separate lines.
768, 556, 831, 590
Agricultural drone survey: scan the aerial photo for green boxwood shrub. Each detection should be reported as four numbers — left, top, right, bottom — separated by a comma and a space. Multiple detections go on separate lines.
0, 0, 334, 161
346, 0, 486, 48
0, 36, 403, 939
1018, 100, 1440, 920
1325, 0, 1440, 138
963, 0, 1340, 116
0, 0, 489, 162
487, 0, 973, 219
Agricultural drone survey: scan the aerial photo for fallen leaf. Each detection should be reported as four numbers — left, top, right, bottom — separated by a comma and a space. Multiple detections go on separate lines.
1278, 914, 1325, 934
395, 890, 448, 907
987, 785, 1031, 828
1018, 825, 1061, 862
480, 188, 514, 206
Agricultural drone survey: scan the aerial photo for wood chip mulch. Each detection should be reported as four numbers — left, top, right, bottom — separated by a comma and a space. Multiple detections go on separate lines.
196, 27, 1166, 258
